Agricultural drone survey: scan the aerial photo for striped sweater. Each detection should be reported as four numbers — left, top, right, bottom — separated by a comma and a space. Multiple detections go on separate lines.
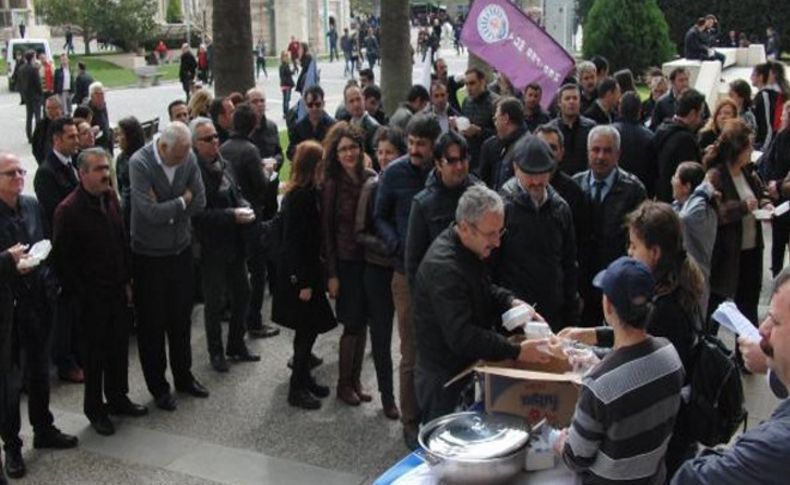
563, 336, 684, 485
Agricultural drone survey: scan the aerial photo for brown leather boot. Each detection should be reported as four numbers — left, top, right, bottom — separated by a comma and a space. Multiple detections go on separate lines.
352, 331, 372, 402
337, 334, 361, 406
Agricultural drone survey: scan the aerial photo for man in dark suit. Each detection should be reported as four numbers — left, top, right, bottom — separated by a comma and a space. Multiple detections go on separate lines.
0, 152, 78, 480
31, 95, 63, 165
584, 77, 620, 125
17, 50, 42, 142
52, 148, 148, 437
72, 62, 93, 107
33, 117, 84, 384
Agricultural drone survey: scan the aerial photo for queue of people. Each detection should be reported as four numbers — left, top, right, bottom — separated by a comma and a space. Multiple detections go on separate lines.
2, 32, 790, 484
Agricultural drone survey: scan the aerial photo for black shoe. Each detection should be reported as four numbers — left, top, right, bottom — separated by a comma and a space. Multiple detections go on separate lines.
287, 352, 323, 370
288, 388, 321, 410
248, 323, 280, 339
305, 376, 330, 398
211, 354, 230, 372
227, 349, 261, 362
155, 392, 177, 411
107, 399, 148, 417
176, 379, 210, 398
90, 415, 115, 436
4, 448, 25, 479
33, 428, 79, 449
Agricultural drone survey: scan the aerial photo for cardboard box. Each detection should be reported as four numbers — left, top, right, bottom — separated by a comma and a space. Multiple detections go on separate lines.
448, 356, 583, 428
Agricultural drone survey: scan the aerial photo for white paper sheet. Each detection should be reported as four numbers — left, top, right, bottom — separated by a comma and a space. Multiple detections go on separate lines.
712, 301, 761, 342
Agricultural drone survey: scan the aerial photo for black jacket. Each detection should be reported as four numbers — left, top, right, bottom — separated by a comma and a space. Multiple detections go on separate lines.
54, 66, 73, 95
649, 91, 679, 131
249, 117, 283, 219
73, 71, 93, 105
271, 186, 337, 334
548, 116, 597, 176
191, 154, 249, 261
179, 51, 197, 83
584, 101, 612, 125
708, 164, 769, 298
496, 179, 579, 330
525, 107, 551, 133
220, 133, 270, 217
0, 196, 56, 343
404, 170, 477, 288
0, 250, 16, 372
286, 112, 335, 160
461, 90, 498, 171
413, 227, 520, 391
573, 168, 647, 279
551, 169, 587, 245
88, 101, 114, 154
613, 120, 657, 197
33, 151, 79, 236
17, 61, 41, 102
684, 26, 709, 60
31, 117, 53, 165
653, 120, 700, 202
477, 126, 529, 191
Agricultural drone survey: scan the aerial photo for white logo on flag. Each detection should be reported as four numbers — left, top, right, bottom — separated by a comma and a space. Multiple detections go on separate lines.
477, 4, 509, 44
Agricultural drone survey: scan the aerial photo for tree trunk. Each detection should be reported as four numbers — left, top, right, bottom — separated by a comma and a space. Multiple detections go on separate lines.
212, 0, 254, 97
380, 0, 411, 115
83, 32, 91, 55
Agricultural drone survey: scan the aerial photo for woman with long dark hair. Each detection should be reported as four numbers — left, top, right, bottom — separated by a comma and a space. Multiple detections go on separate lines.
763, 101, 790, 277
272, 141, 337, 410
704, 119, 771, 330
559, 200, 706, 477
321, 122, 377, 406
354, 127, 407, 419
115, 116, 146, 232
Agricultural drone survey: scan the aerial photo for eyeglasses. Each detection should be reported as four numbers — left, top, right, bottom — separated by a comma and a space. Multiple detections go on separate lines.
0, 168, 27, 177
198, 134, 219, 142
470, 223, 506, 240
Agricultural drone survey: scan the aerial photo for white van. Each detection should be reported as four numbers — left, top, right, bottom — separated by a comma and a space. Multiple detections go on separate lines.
5, 38, 52, 91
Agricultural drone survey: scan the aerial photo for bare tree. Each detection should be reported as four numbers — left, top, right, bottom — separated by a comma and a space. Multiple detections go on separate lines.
212, 0, 255, 96
380, 0, 411, 115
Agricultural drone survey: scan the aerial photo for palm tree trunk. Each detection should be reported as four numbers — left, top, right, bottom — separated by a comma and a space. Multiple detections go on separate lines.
212, 0, 255, 96
380, 0, 411, 115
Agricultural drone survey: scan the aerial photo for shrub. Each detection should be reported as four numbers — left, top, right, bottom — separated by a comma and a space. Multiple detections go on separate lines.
583, 0, 675, 75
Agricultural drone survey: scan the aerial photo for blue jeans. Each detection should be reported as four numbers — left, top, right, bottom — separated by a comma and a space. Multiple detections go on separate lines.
282, 88, 292, 117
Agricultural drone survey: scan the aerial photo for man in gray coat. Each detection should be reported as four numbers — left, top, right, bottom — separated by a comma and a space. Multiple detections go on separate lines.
129, 122, 207, 411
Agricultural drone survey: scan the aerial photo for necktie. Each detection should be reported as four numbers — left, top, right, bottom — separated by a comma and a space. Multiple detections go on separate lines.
593, 180, 605, 206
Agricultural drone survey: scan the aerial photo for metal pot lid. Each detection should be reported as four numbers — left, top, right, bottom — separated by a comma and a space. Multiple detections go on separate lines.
422, 412, 529, 460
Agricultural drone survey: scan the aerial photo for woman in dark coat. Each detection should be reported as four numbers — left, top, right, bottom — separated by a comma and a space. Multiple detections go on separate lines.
272, 140, 336, 410
114, 117, 146, 236
320, 122, 376, 407
705, 119, 772, 332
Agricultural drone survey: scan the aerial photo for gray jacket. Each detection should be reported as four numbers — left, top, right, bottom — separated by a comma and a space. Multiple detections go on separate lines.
673, 181, 717, 313
129, 141, 206, 256
671, 398, 790, 484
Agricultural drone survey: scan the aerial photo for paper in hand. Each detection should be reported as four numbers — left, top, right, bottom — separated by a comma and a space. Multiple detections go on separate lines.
712, 301, 761, 342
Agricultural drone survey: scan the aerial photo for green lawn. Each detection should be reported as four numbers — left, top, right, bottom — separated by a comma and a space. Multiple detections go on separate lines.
69, 55, 180, 88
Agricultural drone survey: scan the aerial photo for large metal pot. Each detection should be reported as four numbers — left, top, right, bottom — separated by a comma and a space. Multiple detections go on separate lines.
418, 412, 529, 484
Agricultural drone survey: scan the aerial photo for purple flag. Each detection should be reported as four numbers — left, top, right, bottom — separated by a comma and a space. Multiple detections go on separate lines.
461, 0, 575, 109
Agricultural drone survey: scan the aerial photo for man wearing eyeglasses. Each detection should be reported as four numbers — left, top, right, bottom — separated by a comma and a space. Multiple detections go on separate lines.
412, 184, 551, 424
405, 130, 477, 290
194, 115, 261, 372
496, 136, 580, 331
0, 152, 78, 480
286, 85, 335, 160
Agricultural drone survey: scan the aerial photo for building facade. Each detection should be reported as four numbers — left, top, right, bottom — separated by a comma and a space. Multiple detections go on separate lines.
162, 0, 351, 55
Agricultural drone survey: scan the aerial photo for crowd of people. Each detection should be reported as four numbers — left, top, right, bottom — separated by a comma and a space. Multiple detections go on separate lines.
1, 15, 790, 484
